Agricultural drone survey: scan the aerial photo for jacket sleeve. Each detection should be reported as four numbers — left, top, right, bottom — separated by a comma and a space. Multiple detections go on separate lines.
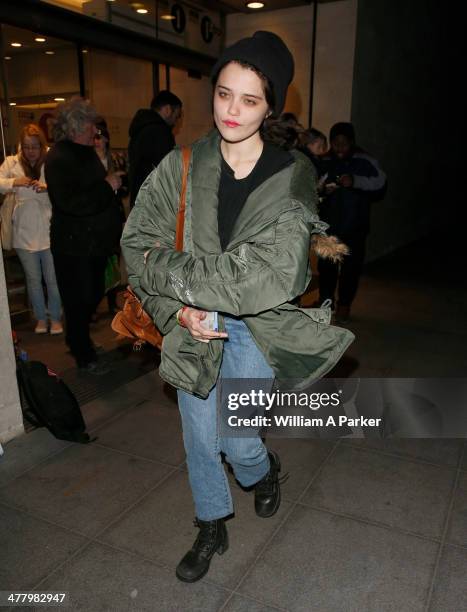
45, 154, 115, 217
120, 150, 184, 334
352, 154, 387, 192
140, 209, 312, 317
0, 158, 16, 194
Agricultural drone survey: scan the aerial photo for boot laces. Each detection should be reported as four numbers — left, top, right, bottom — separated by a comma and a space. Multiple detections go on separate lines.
256, 468, 289, 495
192, 518, 218, 554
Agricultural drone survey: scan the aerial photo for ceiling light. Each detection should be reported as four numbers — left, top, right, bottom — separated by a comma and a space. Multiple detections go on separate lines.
4, 56, 12, 60
160, 14, 175, 20
54, 97, 65, 102
45, 51, 55, 55
246, 2, 265, 8
136, 8, 148, 13
11, 42, 22, 47
9, 102, 17, 106
35, 37, 46, 42
82, 49, 88, 53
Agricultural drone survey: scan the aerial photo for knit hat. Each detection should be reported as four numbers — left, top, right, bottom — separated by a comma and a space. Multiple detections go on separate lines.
211, 31, 294, 116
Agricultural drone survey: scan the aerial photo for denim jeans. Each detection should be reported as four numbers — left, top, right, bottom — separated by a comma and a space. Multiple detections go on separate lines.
16, 248, 62, 322
177, 316, 274, 521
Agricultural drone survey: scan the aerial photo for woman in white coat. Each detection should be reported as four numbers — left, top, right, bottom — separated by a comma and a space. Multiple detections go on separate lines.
0, 124, 62, 334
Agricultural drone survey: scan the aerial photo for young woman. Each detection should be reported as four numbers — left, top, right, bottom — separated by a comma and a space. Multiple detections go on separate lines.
93, 118, 127, 316
121, 31, 353, 583
0, 124, 62, 334
299, 127, 328, 172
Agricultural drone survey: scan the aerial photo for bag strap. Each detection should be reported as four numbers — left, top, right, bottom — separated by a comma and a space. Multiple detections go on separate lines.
175, 146, 192, 252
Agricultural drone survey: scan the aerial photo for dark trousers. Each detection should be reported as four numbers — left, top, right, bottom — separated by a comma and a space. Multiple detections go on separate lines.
318, 230, 367, 308
53, 252, 107, 367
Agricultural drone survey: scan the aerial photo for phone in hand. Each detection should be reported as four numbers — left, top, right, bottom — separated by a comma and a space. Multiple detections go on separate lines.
200, 311, 219, 332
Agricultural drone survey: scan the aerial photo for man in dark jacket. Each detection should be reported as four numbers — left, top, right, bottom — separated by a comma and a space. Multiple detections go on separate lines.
128, 90, 182, 207
317, 122, 386, 322
45, 98, 123, 374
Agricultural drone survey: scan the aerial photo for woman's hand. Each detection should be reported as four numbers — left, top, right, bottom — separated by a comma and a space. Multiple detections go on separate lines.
30, 180, 47, 193
13, 176, 32, 187
179, 307, 228, 343
105, 171, 124, 192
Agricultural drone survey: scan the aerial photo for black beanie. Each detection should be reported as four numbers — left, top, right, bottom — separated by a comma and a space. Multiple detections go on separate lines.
211, 31, 294, 116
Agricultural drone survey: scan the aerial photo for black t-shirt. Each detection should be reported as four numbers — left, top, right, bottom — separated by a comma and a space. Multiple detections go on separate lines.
217, 142, 293, 251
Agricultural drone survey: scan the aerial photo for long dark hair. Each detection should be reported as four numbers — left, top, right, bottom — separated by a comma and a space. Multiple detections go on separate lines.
19, 124, 47, 180
212, 60, 301, 150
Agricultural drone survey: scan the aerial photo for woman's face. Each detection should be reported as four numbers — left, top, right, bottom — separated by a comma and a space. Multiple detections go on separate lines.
213, 62, 270, 144
93, 133, 108, 154
308, 138, 327, 157
21, 135, 42, 165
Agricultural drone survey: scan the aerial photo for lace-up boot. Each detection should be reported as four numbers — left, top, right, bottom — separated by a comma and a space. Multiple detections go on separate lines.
254, 450, 281, 518
176, 518, 228, 582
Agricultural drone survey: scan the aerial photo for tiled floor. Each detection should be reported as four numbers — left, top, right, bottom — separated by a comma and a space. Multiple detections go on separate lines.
1, 240, 466, 611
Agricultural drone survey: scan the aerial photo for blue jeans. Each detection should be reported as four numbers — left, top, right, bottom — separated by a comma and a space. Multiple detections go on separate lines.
16, 248, 62, 322
177, 317, 274, 521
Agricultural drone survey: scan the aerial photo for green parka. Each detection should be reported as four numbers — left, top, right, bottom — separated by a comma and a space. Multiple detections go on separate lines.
121, 130, 354, 398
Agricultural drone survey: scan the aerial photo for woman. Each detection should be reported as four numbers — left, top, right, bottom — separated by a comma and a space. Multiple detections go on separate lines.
299, 127, 328, 169
93, 117, 127, 316
121, 31, 353, 582
45, 98, 123, 374
0, 124, 62, 334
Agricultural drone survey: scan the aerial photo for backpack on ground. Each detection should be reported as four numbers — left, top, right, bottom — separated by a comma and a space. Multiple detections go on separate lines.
17, 360, 95, 444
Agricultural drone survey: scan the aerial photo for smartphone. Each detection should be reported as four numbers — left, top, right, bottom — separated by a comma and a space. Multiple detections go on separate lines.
200, 311, 219, 332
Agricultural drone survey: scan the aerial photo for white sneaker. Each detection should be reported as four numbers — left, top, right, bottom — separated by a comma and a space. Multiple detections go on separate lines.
35, 320, 48, 334
50, 321, 63, 335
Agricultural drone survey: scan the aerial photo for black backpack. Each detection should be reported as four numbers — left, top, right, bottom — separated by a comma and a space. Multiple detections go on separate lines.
17, 360, 95, 444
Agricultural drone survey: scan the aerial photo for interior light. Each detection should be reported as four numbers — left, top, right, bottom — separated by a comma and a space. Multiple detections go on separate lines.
35, 37, 46, 42
4, 56, 12, 60
246, 2, 265, 8
54, 97, 65, 102
160, 14, 175, 20
45, 51, 55, 55
11, 42, 22, 47
82, 49, 88, 53
9, 102, 17, 106
136, 8, 148, 13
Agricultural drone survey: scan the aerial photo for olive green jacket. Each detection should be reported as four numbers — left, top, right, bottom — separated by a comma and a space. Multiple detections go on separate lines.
121, 130, 354, 398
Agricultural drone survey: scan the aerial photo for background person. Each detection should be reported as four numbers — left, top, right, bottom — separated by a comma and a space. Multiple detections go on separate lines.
299, 127, 328, 170
317, 121, 387, 322
45, 97, 123, 374
121, 31, 352, 583
128, 90, 182, 207
0, 124, 62, 334
93, 117, 127, 316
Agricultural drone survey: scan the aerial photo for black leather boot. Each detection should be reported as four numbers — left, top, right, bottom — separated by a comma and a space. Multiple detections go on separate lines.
254, 450, 281, 518
176, 518, 229, 583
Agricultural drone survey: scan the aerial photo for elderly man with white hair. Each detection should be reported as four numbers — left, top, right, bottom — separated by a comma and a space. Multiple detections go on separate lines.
45, 97, 123, 374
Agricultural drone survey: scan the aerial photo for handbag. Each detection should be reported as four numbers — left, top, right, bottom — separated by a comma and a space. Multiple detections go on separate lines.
111, 146, 191, 350
0, 192, 17, 250
104, 254, 121, 293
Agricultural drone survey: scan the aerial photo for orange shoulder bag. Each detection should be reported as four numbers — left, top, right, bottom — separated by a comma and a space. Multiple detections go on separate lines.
111, 146, 191, 350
